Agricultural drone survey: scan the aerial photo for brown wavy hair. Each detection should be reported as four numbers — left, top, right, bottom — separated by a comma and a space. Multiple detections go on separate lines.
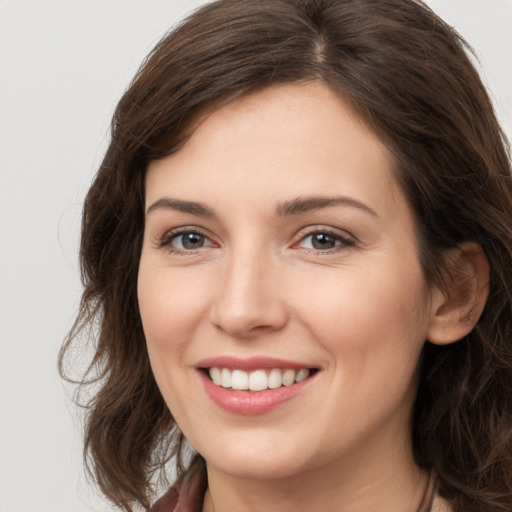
59, 0, 512, 510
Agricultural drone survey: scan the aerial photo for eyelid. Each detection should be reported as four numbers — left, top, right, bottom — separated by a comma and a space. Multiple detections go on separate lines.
292, 225, 357, 252
158, 226, 218, 251
154, 224, 356, 255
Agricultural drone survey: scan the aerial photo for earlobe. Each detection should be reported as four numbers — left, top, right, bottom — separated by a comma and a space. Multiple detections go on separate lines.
427, 243, 490, 346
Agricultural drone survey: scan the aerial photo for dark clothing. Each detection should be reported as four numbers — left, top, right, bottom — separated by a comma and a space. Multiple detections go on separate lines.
150, 470, 206, 512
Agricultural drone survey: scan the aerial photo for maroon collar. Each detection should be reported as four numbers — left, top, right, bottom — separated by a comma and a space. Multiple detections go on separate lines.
151, 470, 206, 512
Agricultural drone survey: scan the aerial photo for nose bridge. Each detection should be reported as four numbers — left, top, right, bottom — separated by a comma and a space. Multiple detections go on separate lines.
210, 240, 286, 337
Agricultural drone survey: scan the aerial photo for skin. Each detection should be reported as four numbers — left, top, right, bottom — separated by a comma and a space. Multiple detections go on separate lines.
138, 82, 447, 511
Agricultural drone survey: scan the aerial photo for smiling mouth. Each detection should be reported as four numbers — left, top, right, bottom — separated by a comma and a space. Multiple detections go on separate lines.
204, 367, 318, 392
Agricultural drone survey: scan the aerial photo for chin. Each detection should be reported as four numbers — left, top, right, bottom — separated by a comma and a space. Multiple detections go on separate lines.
191, 429, 323, 481
205, 454, 307, 481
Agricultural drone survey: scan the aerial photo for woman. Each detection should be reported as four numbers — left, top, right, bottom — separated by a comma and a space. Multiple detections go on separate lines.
60, 0, 512, 511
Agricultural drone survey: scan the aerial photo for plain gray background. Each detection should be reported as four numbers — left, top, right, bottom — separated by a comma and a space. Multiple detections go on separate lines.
1, 1, 511, 511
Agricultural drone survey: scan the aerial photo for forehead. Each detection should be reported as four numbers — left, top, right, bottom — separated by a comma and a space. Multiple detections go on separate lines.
145, 82, 402, 220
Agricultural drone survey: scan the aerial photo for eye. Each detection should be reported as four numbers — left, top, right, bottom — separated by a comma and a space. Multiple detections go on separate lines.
161, 229, 215, 252
297, 230, 355, 252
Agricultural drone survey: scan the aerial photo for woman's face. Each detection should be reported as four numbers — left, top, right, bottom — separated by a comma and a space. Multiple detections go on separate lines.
138, 82, 436, 480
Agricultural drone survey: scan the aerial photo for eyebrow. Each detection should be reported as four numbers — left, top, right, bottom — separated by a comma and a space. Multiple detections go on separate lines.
146, 198, 216, 217
145, 195, 378, 218
277, 195, 378, 217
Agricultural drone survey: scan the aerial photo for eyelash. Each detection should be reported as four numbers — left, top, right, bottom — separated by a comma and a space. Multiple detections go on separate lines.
158, 227, 356, 255
159, 228, 214, 254
294, 228, 356, 254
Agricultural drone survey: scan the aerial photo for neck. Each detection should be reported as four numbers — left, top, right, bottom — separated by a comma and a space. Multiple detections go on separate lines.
203, 438, 429, 512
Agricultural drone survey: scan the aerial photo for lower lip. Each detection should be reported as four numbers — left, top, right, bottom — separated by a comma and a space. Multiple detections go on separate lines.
199, 371, 315, 415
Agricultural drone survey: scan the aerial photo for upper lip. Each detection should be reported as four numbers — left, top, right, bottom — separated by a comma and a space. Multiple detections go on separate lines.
196, 356, 317, 372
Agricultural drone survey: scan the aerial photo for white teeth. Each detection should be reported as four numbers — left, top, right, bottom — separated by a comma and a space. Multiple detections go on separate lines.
268, 368, 282, 389
231, 369, 249, 390
210, 367, 222, 386
208, 367, 312, 391
221, 368, 231, 388
249, 370, 268, 391
282, 369, 296, 386
295, 368, 310, 383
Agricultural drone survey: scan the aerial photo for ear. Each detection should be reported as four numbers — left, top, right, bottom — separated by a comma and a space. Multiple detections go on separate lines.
427, 242, 490, 345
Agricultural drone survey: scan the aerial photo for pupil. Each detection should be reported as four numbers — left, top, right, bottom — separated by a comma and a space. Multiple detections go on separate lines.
312, 233, 336, 250
183, 233, 203, 249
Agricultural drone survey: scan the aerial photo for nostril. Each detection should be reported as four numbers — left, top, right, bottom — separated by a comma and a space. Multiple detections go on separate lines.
209, 271, 288, 337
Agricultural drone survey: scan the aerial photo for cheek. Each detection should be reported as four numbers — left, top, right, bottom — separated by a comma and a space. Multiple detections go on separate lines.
298, 271, 430, 438
296, 265, 430, 378
137, 267, 197, 407
137, 264, 210, 352
137, 265, 209, 415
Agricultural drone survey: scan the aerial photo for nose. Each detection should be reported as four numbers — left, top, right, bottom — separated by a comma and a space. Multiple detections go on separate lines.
209, 248, 288, 339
